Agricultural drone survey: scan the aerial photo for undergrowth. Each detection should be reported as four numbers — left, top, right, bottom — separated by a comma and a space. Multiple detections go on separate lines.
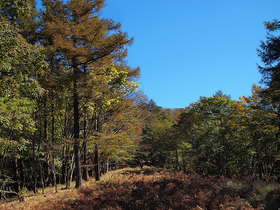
1, 167, 280, 209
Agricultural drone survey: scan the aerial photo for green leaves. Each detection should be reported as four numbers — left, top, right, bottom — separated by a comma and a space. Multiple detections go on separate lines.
0, 137, 28, 157
0, 18, 45, 159
174, 87, 280, 178
0, 0, 33, 25
0, 19, 46, 98
0, 97, 35, 157
0, 97, 35, 131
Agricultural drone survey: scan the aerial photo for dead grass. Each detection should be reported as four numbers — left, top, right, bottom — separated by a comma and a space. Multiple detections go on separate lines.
0, 167, 279, 210
0, 179, 94, 210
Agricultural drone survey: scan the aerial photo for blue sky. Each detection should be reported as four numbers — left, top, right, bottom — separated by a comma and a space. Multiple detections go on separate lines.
101, 0, 280, 108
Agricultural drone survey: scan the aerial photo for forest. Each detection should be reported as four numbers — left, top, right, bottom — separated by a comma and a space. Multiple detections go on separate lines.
1, 0, 280, 209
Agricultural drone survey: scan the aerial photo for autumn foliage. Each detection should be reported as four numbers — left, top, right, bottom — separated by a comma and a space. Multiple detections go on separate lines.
2, 167, 279, 209
72, 168, 279, 210
1, 0, 280, 208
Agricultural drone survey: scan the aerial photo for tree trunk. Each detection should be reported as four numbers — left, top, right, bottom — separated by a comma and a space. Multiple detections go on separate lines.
94, 143, 100, 181
70, 163, 75, 185
82, 142, 89, 181
82, 110, 89, 181
106, 159, 110, 173
51, 102, 58, 193
44, 99, 51, 186
94, 109, 100, 181
66, 151, 75, 189
19, 159, 24, 190
73, 77, 82, 188
32, 136, 37, 194
14, 158, 20, 193
50, 145, 57, 192
61, 144, 67, 184
39, 162, 45, 195
36, 122, 45, 195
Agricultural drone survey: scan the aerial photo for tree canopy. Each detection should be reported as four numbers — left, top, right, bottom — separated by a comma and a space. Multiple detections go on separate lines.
0, 1, 280, 200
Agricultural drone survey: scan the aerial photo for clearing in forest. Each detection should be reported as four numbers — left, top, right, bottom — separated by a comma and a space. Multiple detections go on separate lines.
1, 167, 280, 209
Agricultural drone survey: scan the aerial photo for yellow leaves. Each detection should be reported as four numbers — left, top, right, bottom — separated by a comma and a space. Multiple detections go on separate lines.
256, 125, 277, 134
106, 98, 118, 107
233, 100, 245, 113
115, 113, 125, 120
179, 142, 192, 150
239, 95, 251, 104
127, 81, 141, 92
252, 83, 263, 94
88, 131, 135, 160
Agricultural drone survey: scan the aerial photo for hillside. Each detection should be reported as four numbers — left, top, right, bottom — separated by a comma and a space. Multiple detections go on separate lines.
1, 167, 280, 210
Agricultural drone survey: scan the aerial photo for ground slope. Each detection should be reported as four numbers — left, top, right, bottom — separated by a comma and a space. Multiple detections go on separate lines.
1, 167, 280, 209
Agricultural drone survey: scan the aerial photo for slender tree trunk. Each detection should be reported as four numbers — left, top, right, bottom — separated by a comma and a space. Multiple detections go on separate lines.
82, 142, 89, 181
44, 99, 51, 186
64, 145, 70, 185
106, 159, 110, 173
51, 102, 58, 192
61, 144, 66, 184
94, 143, 100, 181
45, 153, 50, 186
32, 135, 38, 194
66, 151, 75, 189
39, 162, 45, 195
82, 110, 89, 181
37, 117, 45, 195
73, 76, 82, 188
14, 158, 20, 193
70, 163, 75, 185
94, 109, 100, 181
19, 159, 24, 190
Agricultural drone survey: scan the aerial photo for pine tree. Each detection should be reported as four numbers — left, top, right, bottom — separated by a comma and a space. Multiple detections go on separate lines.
258, 19, 280, 167
42, 0, 132, 188
258, 19, 280, 106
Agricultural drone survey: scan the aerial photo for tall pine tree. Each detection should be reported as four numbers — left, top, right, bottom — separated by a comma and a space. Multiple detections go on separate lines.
42, 0, 133, 188
258, 19, 280, 175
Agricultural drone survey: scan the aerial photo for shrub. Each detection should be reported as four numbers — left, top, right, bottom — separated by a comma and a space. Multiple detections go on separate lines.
18, 187, 28, 202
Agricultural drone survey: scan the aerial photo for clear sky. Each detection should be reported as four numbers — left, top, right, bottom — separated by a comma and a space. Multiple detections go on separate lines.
100, 0, 280, 108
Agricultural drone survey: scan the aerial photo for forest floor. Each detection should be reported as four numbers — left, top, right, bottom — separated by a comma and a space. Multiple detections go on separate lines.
1, 167, 280, 210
